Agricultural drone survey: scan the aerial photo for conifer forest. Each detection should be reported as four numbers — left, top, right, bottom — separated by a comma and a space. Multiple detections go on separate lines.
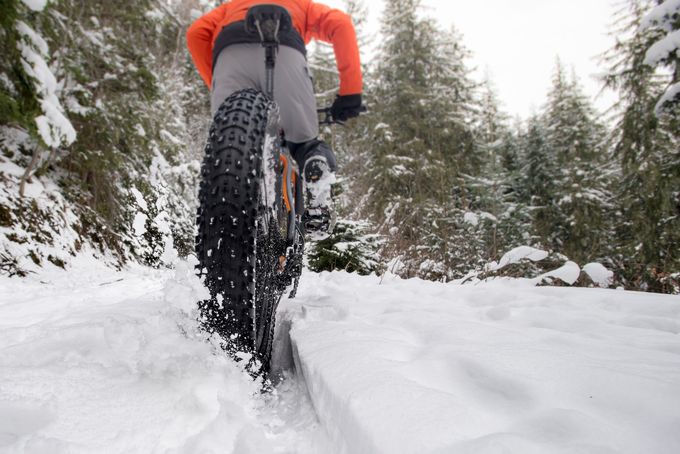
1, 0, 679, 294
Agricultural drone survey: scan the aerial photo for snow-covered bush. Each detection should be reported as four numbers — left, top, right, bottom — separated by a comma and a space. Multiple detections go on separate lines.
457, 246, 617, 289
307, 220, 383, 275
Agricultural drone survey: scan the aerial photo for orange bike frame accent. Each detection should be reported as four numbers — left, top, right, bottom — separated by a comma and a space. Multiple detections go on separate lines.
280, 154, 297, 213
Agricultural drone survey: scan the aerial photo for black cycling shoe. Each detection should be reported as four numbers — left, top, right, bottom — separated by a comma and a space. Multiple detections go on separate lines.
302, 156, 336, 240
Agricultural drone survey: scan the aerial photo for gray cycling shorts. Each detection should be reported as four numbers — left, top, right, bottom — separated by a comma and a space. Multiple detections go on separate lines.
211, 44, 319, 144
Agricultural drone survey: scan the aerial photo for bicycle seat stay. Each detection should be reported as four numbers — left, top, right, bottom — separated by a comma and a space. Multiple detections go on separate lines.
245, 4, 292, 44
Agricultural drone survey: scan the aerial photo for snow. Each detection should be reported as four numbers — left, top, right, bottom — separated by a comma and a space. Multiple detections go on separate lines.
641, 1, 680, 114
655, 81, 680, 114
641, 0, 680, 32
479, 211, 498, 222
0, 259, 329, 453
0, 152, 111, 276
2, 259, 679, 453
20, 0, 48, 12
145, 9, 165, 21
644, 29, 680, 67
262, 126, 279, 214
15, 21, 76, 148
304, 157, 336, 241
134, 123, 147, 137
463, 211, 479, 226
283, 271, 680, 454
489, 245, 549, 271
129, 187, 148, 211
132, 212, 148, 237
583, 262, 614, 288
537, 260, 582, 285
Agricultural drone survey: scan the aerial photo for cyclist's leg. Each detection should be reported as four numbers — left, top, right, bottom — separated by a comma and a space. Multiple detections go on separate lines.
211, 44, 262, 115
269, 46, 319, 144
266, 47, 337, 237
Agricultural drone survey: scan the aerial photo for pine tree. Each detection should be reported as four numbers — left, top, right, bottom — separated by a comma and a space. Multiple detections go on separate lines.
360, 0, 482, 279
1, 0, 210, 270
363, 0, 442, 242
472, 79, 531, 259
541, 60, 612, 263
602, 0, 680, 292
520, 115, 558, 247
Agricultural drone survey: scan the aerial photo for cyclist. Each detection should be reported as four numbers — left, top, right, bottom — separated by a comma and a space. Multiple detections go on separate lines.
187, 0, 363, 239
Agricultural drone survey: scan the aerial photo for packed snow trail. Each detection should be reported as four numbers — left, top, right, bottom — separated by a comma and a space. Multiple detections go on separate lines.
0, 259, 330, 454
1, 261, 680, 454
280, 272, 680, 454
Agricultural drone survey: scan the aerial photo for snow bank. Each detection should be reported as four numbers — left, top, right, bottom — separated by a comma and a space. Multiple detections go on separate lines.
283, 272, 680, 454
537, 260, 581, 285
583, 262, 614, 288
0, 152, 102, 275
0, 262, 329, 453
489, 245, 549, 271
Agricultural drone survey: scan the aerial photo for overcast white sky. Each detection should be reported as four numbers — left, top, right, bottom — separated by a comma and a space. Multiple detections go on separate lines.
324, 0, 619, 119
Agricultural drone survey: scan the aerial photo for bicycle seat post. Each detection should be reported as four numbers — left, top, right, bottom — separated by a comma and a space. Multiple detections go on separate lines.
246, 5, 293, 100
263, 39, 277, 100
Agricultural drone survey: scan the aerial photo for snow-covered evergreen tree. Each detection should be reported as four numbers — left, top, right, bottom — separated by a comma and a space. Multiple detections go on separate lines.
471, 79, 531, 260
541, 61, 612, 264
641, 0, 680, 112
1, 0, 210, 273
520, 115, 558, 247
602, 0, 680, 292
362, 0, 483, 279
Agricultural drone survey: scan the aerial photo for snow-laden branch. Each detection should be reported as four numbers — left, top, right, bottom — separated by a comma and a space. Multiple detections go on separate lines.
655, 81, 680, 114
641, 0, 680, 32
641, 1, 680, 114
16, 21, 76, 148
21, 0, 48, 12
644, 29, 680, 66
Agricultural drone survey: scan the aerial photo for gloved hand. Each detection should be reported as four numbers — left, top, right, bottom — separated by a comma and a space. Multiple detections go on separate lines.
330, 94, 363, 122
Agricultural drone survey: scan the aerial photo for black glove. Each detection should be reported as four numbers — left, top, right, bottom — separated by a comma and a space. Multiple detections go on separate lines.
331, 94, 363, 122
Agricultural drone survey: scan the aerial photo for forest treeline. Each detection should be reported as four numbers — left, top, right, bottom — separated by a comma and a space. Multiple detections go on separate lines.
1, 0, 678, 293
312, 0, 679, 294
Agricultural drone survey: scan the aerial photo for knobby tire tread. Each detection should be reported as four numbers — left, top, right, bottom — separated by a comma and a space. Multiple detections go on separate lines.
196, 89, 284, 372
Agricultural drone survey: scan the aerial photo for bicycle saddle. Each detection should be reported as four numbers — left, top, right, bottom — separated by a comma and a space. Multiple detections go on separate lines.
245, 4, 293, 43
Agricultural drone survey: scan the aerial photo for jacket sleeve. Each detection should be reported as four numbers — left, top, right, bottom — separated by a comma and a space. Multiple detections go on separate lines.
306, 2, 363, 96
187, 4, 230, 88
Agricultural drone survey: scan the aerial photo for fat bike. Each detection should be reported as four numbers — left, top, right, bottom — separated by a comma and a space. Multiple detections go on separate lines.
195, 5, 344, 374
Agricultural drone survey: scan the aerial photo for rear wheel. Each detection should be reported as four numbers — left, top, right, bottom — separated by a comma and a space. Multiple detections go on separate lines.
196, 89, 287, 372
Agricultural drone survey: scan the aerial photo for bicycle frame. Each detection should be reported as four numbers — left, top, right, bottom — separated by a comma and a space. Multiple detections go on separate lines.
279, 152, 302, 245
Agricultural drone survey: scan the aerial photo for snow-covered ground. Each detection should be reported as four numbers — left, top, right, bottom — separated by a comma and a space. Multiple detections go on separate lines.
281, 272, 680, 454
0, 259, 329, 454
1, 260, 679, 453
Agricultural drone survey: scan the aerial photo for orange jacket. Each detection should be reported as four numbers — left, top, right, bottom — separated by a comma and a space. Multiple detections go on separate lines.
187, 0, 362, 96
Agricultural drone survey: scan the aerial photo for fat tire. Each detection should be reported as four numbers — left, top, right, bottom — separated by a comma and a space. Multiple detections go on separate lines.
196, 89, 284, 371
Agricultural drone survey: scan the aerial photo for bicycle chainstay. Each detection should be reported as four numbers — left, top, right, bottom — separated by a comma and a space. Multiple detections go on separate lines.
269, 155, 304, 298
